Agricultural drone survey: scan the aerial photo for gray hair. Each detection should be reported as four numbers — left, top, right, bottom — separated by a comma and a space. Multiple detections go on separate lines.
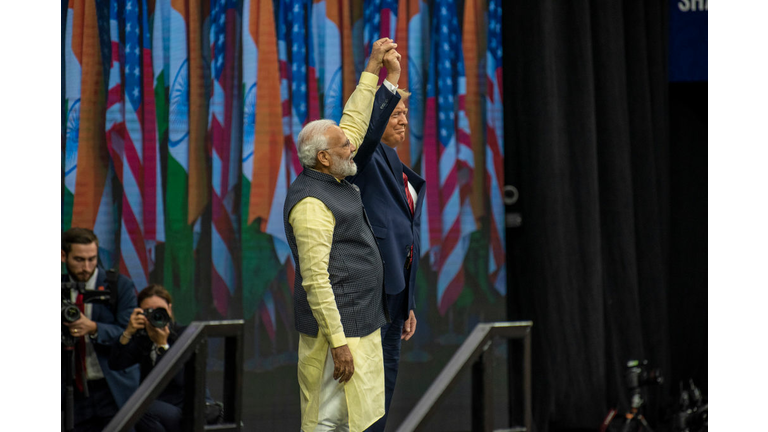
297, 119, 338, 168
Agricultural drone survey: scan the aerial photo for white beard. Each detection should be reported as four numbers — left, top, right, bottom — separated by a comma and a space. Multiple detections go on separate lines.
330, 152, 357, 177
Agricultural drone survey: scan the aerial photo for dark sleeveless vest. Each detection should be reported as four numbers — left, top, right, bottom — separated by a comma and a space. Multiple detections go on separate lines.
283, 168, 388, 338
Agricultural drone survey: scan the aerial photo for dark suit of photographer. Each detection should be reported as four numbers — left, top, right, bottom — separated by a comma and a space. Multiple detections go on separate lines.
62, 228, 140, 432
109, 284, 184, 432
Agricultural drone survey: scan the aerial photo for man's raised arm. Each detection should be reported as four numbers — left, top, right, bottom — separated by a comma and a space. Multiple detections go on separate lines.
339, 38, 397, 152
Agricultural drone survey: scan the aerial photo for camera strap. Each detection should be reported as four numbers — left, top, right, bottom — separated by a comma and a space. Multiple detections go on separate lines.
74, 293, 88, 393
105, 269, 120, 317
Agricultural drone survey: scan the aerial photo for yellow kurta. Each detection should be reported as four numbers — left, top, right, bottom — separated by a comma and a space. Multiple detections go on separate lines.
290, 71, 387, 432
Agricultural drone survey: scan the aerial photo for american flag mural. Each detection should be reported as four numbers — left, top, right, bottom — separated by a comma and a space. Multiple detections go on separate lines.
141, 0, 165, 275
101, 0, 165, 293
423, 0, 477, 315
119, 0, 150, 289
63, 0, 505, 366
285, 0, 319, 147
99, 0, 126, 269
392, 0, 422, 167
486, 0, 506, 295
363, 0, 397, 67
209, 0, 240, 316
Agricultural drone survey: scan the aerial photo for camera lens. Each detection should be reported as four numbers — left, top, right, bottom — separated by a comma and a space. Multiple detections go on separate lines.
143, 308, 170, 328
62, 302, 81, 323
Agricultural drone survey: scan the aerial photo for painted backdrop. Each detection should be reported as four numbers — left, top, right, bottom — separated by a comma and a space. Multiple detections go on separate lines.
62, 0, 505, 372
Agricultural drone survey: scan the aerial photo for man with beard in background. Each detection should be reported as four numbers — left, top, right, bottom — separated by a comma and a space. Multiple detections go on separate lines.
62, 227, 140, 431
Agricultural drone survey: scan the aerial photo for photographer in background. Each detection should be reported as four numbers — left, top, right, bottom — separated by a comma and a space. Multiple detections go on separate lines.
61, 227, 140, 431
109, 284, 185, 432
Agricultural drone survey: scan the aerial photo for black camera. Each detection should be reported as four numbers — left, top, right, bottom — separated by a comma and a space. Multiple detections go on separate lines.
61, 277, 114, 346
142, 308, 171, 328
626, 359, 663, 391
61, 281, 86, 324
674, 379, 707, 432
62, 299, 81, 323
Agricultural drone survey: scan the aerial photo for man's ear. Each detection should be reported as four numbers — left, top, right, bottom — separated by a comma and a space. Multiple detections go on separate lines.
61, 250, 67, 263
316, 151, 331, 168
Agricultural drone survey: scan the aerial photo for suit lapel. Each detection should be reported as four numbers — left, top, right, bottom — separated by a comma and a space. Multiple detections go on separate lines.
403, 164, 426, 217
380, 144, 412, 217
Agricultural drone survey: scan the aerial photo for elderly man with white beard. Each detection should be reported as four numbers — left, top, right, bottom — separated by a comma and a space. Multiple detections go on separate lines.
282, 41, 403, 432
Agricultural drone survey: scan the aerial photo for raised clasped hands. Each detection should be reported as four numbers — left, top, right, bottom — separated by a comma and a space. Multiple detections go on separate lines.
365, 38, 398, 76
382, 46, 402, 86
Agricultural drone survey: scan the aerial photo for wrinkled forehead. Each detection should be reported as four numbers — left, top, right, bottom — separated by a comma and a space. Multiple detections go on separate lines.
324, 125, 347, 146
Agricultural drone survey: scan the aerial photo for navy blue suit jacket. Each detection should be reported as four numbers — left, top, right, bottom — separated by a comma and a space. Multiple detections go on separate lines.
348, 90, 425, 314
62, 267, 141, 408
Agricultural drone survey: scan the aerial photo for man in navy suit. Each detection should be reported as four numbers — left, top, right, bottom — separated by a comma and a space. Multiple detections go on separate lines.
62, 227, 140, 431
348, 52, 426, 432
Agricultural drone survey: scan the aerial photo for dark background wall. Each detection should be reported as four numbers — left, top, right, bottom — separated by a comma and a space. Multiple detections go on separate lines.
225, 1, 708, 431
502, 1, 706, 431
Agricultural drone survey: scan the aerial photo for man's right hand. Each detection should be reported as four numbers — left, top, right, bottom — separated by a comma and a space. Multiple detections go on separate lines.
330, 344, 355, 383
364, 38, 397, 75
383, 48, 402, 86
125, 308, 146, 336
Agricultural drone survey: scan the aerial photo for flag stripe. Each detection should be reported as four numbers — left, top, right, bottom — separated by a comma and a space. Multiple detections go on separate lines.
71, 0, 108, 230
248, 0, 283, 227
141, 0, 159, 243
188, 0, 209, 225
486, 0, 505, 293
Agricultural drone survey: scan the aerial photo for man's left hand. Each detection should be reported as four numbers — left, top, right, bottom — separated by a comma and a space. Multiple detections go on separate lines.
401, 310, 417, 341
63, 316, 98, 337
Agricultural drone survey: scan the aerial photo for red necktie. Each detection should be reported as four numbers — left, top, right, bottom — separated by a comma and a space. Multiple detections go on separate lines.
75, 293, 87, 392
403, 172, 415, 270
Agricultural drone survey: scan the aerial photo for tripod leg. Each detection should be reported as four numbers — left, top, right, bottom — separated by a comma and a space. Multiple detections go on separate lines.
65, 385, 74, 431
620, 416, 635, 432
637, 415, 655, 432
63, 345, 76, 432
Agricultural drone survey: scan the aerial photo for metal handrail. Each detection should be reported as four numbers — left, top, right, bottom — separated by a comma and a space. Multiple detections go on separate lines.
104, 320, 245, 432
396, 321, 533, 432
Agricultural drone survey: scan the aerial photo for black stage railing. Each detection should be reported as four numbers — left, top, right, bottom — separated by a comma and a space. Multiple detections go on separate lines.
104, 320, 245, 432
396, 321, 533, 432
